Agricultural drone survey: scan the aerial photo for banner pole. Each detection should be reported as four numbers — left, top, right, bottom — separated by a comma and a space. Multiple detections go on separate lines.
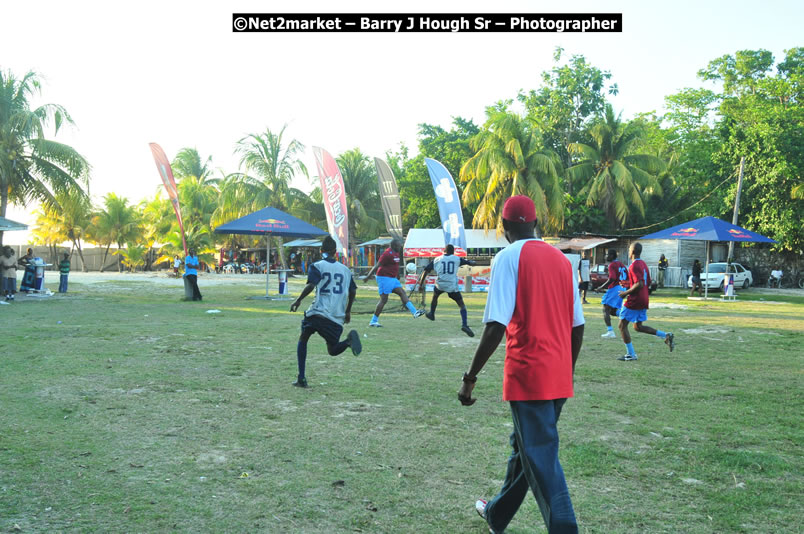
265, 234, 271, 297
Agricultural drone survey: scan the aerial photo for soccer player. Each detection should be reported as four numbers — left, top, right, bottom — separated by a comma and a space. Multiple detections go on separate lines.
594, 248, 627, 338
459, 195, 584, 534
617, 242, 675, 361
363, 238, 424, 327
416, 244, 476, 337
289, 236, 362, 388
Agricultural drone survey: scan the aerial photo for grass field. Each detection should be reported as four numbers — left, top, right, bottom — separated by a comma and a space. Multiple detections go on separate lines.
1, 273, 802, 533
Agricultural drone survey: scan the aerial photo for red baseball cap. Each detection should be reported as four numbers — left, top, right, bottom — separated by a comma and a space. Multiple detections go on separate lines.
502, 195, 537, 223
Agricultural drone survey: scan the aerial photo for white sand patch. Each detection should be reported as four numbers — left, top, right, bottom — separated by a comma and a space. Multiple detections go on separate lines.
682, 326, 731, 335
651, 303, 688, 310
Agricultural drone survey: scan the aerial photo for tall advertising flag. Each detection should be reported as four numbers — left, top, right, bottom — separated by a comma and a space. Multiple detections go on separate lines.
373, 157, 403, 242
424, 158, 467, 253
149, 143, 188, 255
312, 147, 349, 257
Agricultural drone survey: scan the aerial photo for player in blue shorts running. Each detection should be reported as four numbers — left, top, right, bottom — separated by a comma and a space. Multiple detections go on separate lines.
594, 248, 627, 339
617, 242, 675, 361
363, 238, 424, 327
289, 236, 362, 387
416, 244, 476, 337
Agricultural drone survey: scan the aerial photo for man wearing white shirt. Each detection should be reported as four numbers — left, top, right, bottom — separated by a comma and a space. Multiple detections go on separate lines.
459, 195, 584, 534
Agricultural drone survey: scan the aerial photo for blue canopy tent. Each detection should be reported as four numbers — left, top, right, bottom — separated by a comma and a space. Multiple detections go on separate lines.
215, 207, 328, 298
640, 216, 776, 299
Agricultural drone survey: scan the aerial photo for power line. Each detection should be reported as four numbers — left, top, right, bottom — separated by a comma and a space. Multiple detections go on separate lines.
621, 171, 737, 233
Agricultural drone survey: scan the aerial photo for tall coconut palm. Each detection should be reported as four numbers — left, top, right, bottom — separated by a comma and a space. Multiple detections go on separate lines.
336, 148, 383, 246
90, 194, 140, 272
31, 208, 65, 264
567, 105, 666, 229
171, 147, 213, 183
140, 194, 175, 270
0, 70, 89, 246
233, 125, 308, 267
460, 110, 565, 234
49, 188, 93, 271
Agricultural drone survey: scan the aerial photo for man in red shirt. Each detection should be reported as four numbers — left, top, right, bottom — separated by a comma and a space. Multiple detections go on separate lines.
363, 238, 424, 326
617, 242, 675, 361
459, 196, 585, 534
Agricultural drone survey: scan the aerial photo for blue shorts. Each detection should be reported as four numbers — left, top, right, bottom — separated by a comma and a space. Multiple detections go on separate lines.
376, 276, 402, 295
601, 287, 622, 310
619, 307, 648, 323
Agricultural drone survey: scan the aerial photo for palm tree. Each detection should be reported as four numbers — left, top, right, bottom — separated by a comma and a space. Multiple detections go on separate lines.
117, 243, 148, 272
31, 208, 65, 265
140, 194, 175, 270
460, 110, 565, 234
567, 105, 666, 229
232, 125, 308, 267
171, 147, 213, 183
90, 194, 140, 272
50, 189, 92, 271
0, 70, 89, 246
336, 148, 383, 247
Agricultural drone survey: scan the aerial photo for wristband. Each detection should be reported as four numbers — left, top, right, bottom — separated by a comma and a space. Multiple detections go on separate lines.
462, 372, 477, 384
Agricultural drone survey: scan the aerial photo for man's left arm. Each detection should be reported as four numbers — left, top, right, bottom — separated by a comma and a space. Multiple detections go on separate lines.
458, 321, 506, 406
290, 283, 316, 312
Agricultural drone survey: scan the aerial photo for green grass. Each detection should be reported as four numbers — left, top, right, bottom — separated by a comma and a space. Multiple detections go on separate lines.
1, 278, 802, 533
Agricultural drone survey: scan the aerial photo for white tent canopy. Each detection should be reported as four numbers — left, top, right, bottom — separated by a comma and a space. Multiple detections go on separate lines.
404, 229, 510, 257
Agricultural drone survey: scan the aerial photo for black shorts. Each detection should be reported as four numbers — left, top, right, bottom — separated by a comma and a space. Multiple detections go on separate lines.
301, 313, 343, 346
434, 286, 463, 301
578, 281, 589, 291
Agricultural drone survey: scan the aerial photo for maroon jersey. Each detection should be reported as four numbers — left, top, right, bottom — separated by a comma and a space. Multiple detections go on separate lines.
376, 248, 401, 278
625, 259, 651, 310
608, 260, 628, 289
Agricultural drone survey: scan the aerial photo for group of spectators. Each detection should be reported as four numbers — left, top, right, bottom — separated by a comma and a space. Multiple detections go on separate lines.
1, 247, 72, 300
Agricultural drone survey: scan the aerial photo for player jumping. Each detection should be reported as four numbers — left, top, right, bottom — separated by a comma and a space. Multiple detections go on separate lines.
363, 238, 424, 327
594, 248, 627, 339
416, 244, 476, 337
617, 242, 675, 361
289, 236, 362, 388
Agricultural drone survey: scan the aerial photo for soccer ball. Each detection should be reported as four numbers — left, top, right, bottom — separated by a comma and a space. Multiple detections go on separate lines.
405, 263, 417, 274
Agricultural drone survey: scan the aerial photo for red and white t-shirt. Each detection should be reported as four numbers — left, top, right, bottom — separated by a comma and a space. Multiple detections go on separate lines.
624, 259, 651, 310
483, 239, 585, 401
376, 248, 401, 278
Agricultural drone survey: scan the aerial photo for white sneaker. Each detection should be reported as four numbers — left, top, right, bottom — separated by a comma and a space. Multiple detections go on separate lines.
601, 331, 617, 338
368, 322, 382, 328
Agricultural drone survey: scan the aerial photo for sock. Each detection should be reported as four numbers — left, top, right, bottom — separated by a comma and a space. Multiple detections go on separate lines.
625, 342, 636, 356
405, 301, 417, 315
371, 314, 379, 324
607, 326, 614, 332
460, 308, 468, 327
430, 301, 438, 315
297, 340, 307, 379
327, 340, 350, 356
656, 330, 667, 339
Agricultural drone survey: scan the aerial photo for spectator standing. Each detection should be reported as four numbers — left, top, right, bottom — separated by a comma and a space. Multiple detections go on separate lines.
184, 248, 202, 301
1, 246, 17, 301
459, 196, 585, 534
578, 252, 591, 304
658, 254, 669, 288
173, 255, 181, 278
690, 259, 702, 296
58, 253, 71, 293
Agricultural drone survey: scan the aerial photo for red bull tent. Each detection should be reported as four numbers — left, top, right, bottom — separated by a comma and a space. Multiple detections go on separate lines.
215, 207, 328, 298
403, 229, 509, 257
640, 216, 776, 299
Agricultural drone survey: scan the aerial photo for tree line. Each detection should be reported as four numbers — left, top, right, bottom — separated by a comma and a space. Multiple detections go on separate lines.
1, 46, 801, 272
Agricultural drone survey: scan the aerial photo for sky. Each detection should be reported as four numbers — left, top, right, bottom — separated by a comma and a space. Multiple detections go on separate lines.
2, 0, 802, 244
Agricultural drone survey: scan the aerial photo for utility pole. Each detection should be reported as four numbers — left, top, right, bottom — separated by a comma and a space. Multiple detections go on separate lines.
727, 156, 746, 263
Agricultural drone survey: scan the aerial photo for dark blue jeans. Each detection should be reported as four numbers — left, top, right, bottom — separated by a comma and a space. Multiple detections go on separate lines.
485, 399, 577, 534
59, 274, 68, 293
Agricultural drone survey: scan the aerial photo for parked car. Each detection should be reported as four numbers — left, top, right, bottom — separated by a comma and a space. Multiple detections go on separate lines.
687, 262, 753, 290
590, 264, 610, 287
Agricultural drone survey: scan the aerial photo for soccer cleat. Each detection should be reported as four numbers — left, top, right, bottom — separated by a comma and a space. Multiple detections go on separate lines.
368, 321, 383, 328
601, 331, 617, 338
461, 325, 475, 337
348, 329, 362, 356
618, 354, 638, 361
292, 376, 308, 388
425, 311, 435, 321
413, 309, 425, 318
665, 332, 675, 352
